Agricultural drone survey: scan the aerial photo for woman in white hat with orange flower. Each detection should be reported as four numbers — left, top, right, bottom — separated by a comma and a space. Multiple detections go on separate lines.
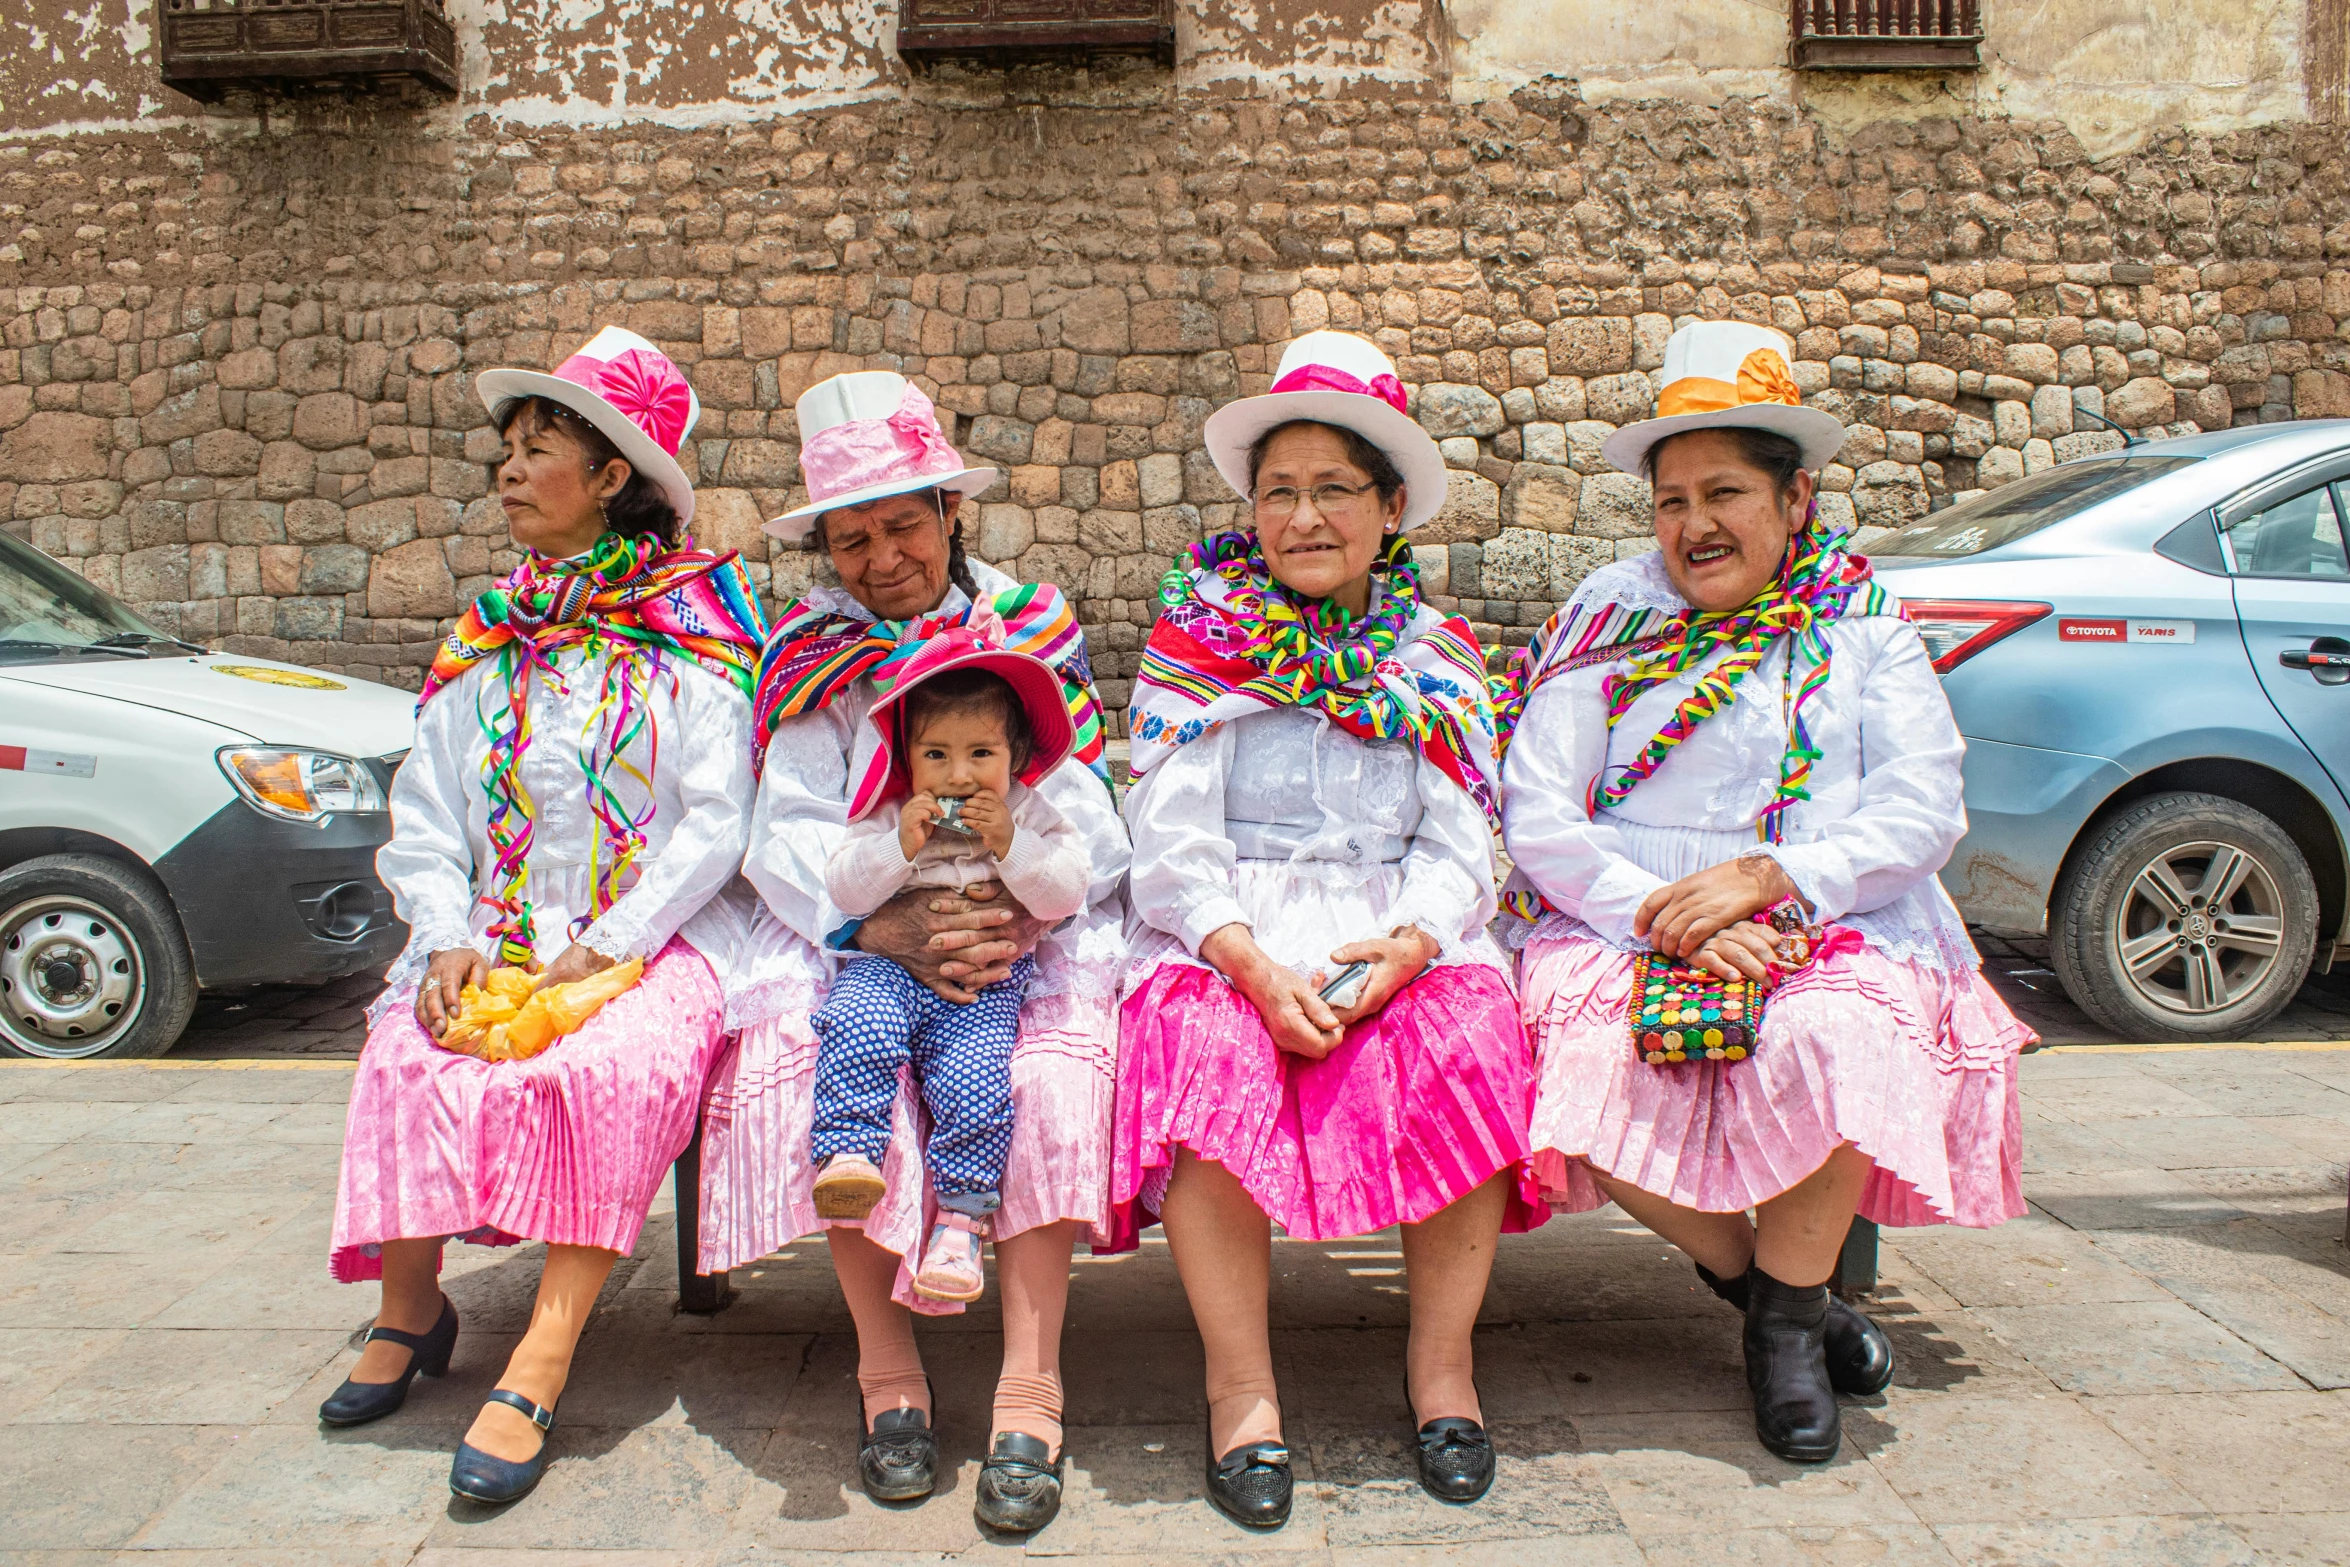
320, 327, 769, 1505
1497, 321, 2034, 1467
1113, 331, 1546, 1528
694, 371, 1130, 1534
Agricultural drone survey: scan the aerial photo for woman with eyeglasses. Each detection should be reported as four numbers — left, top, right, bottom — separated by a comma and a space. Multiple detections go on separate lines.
1112, 333, 1545, 1529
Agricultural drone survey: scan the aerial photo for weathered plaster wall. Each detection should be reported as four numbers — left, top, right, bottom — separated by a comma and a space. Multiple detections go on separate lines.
1447, 0, 2324, 158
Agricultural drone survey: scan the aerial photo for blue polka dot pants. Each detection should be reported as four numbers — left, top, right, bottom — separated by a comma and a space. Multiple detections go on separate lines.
810, 954, 1033, 1203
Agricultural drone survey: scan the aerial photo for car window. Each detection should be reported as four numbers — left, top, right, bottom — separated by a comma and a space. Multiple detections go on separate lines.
0, 529, 161, 647
1867, 456, 2200, 558
2221, 483, 2350, 580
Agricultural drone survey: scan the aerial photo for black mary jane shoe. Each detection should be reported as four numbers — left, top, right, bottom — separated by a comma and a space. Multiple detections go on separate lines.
859, 1390, 938, 1503
318, 1295, 458, 1428
974, 1431, 1065, 1534
1205, 1433, 1293, 1530
1414, 1416, 1497, 1503
1743, 1269, 1841, 1465
1699, 1263, 1894, 1397
449, 1389, 558, 1506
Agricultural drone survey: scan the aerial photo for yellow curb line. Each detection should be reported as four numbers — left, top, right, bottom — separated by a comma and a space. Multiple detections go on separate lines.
2038, 1039, 2350, 1054
0, 1058, 355, 1070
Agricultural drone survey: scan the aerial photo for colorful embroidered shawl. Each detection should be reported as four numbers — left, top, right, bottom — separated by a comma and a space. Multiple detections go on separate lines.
1131, 530, 1502, 825
750, 578, 1111, 791
1492, 515, 1901, 917
418, 531, 769, 964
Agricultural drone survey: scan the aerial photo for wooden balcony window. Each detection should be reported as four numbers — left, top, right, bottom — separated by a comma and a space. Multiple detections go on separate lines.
896, 0, 1176, 67
1792, 0, 1983, 71
158, 0, 460, 101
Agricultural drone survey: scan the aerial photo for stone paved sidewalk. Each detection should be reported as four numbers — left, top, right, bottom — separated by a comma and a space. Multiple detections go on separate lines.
3, 1045, 2347, 1566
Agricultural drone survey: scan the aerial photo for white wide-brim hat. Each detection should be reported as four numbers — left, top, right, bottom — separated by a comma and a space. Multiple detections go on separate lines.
476, 326, 701, 526
1600, 321, 1847, 477
1201, 330, 1449, 532
766, 371, 998, 541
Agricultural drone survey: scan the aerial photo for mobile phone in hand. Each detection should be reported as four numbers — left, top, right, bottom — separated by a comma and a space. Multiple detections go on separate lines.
1318, 960, 1371, 1010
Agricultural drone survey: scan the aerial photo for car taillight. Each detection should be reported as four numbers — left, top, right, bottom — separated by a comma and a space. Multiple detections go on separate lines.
1900, 599, 2053, 674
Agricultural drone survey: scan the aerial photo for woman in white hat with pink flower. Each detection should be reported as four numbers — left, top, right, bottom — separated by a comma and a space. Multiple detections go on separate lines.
693, 371, 1129, 1534
1497, 320, 2034, 1467
1113, 331, 1546, 1527
320, 328, 769, 1505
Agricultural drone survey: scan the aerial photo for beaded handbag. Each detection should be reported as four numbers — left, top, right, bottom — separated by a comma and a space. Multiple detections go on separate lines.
1626, 904, 1821, 1066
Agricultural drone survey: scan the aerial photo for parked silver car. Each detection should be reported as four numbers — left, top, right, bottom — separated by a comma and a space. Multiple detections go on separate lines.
1869, 421, 2350, 1041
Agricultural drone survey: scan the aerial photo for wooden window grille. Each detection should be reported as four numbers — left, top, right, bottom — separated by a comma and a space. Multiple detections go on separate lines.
896, 0, 1175, 68
1792, 0, 1983, 71
158, 0, 460, 101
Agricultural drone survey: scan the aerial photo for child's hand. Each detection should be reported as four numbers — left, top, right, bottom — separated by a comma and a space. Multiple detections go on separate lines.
899, 792, 940, 860
958, 789, 1015, 860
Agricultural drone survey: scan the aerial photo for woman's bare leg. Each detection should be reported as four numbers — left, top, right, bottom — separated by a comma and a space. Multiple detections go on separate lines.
1753, 1145, 1872, 1286
1585, 1168, 1757, 1278
993, 1218, 1081, 1458
827, 1227, 931, 1425
349, 1237, 445, 1383
1398, 1172, 1506, 1426
463, 1243, 617, 1461
1160, 1151, 1280, 1455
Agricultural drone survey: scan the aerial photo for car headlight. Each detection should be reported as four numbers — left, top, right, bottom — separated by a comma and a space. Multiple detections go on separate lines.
216, 747, 389, 823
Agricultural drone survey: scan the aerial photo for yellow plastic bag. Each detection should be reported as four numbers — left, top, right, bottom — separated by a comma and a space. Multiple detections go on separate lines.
436, 957, 644, 1062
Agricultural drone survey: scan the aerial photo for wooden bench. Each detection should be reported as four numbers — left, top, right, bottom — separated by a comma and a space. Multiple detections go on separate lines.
671, 1118, 733, 1314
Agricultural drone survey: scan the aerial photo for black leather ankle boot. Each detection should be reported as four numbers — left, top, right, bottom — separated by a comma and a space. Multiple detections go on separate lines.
1742, 1269, 1840, 1464
1698, 1262, 1893, 1397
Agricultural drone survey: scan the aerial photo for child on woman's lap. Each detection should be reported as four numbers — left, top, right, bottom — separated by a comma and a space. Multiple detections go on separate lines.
811, 640, 1088, 1302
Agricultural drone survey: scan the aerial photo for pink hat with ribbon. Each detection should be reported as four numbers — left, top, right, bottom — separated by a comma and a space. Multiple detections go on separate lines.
766, 371, 998, 542
847, 615, 1078, 822
1202, 330, 1449, 531
475, 326, 701, 526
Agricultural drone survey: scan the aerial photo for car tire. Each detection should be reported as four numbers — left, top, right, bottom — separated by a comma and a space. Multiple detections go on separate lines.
0, 854, 196, 1060
2051, 792, 2319, 1043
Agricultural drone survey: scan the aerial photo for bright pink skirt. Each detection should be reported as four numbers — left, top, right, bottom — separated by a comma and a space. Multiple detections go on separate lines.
330, 939, 726, 1281
1112, 961, 1546, 1244
1520, 925, 2033, 1228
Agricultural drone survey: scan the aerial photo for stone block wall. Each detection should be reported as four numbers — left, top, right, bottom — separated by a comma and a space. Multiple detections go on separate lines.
4, 88, 2348, 726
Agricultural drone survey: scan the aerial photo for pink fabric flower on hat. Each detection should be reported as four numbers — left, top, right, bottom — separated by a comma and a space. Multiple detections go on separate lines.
800, 381, 965, 507
559, 346, 694, 456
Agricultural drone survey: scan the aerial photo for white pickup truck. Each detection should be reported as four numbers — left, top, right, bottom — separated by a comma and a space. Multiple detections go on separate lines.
0, 530, 415, 1058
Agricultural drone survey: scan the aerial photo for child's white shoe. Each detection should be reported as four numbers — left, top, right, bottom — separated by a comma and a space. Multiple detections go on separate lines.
813, 1153, 887, 1220
912, 1210, 988, 1303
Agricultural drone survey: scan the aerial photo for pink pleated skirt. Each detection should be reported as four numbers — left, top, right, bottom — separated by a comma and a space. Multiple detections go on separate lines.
1112, 961, 1547, 1245
330, 939, 726, 1282
1520, 924, 2033, 1229
695, 985, 1117, 1315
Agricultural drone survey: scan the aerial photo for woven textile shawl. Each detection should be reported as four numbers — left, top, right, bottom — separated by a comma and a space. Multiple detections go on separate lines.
416, 531, 770, 964
750, 579, 1111, 789
1131, 532, 1502, 826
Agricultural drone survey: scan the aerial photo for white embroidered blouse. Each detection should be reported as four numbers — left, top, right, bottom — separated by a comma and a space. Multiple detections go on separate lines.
1122, 609, 1506, 990
371, 645, 758, 1021
1499, 550, 1980, 974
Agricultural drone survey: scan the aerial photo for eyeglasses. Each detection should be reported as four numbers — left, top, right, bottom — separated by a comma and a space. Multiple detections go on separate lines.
1253, 481, 1381, 520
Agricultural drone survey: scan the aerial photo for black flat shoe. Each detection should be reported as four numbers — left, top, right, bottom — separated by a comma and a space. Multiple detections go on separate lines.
859, 1383, 937, 1503
1414, 1417, 1496, 1503
1206, 1434, 1292, 1530
449, 1389, 557, 1505
1743, 1269, 1841, 1464
1698, 1263, 1894, 1396
318, 1295, 458, 1428
974, 1431, 1064, 1533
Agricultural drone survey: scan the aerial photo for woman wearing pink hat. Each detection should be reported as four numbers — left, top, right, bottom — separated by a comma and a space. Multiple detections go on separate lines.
1115, 331, 1545, 1526
319, 327, 769, 1506
1497, 321, 2032, 1466
693, 371, 1129, 1534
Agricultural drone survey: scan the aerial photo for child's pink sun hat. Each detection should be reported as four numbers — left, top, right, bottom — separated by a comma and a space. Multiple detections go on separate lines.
475, 326, 701, 525
768, 371, 998, 542
848, 618, 1077, 822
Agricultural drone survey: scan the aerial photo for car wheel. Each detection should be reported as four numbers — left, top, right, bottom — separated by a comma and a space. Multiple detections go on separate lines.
0, 854, 196, 1060
2051, 792, 2319, 1042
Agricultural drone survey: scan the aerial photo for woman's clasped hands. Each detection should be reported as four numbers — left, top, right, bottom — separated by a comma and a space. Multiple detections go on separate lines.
1633, 854, 1811, 986
1201, 922, 1441, 1059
